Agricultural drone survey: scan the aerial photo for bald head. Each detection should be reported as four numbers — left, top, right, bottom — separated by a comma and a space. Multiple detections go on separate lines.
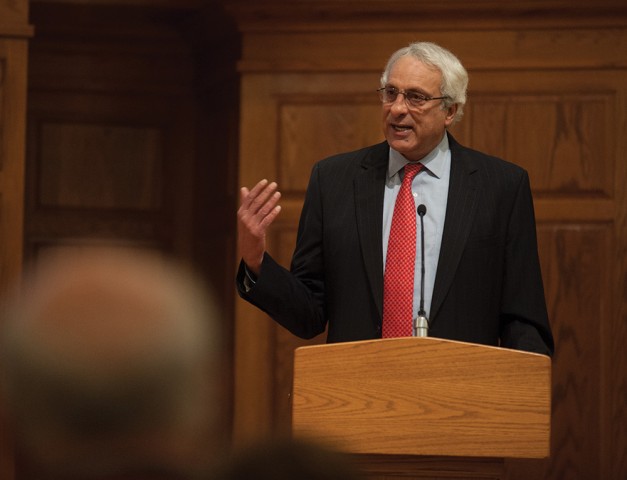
0, 248, 221, 478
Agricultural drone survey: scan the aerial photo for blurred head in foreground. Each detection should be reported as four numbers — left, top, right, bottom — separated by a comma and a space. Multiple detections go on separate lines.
211, 436, 365, 480
0, 247, 222, 479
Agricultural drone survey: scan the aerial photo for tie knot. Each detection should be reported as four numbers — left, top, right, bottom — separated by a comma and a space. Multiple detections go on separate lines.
403, 163, 422, 182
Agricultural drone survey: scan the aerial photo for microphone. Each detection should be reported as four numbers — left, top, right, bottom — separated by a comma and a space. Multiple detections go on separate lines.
414, 204, 429, 337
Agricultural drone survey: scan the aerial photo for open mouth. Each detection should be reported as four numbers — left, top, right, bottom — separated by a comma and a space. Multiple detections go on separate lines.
392, 124, 412, 132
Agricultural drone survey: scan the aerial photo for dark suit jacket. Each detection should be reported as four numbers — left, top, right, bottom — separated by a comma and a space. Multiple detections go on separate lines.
237, 133, 554, 356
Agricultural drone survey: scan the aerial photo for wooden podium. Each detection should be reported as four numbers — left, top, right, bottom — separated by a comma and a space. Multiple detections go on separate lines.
291, 337, 551, 479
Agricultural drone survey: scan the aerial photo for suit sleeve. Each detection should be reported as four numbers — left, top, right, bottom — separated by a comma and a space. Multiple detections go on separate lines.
499, 171, 554, 356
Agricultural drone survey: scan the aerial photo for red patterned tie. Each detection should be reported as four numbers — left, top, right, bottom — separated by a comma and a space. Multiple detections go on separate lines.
383, 163, 422, 338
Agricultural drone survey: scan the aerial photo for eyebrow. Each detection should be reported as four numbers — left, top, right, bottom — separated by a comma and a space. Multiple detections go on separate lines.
386, 84, 432, 95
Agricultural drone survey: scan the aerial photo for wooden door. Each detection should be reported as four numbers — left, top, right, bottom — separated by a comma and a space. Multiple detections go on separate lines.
230, 2, 627, 479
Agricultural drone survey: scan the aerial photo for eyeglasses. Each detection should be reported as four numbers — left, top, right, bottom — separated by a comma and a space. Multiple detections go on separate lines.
377, 86, 449, 109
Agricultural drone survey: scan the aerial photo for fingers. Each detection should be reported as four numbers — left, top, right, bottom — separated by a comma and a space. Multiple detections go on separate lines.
260, 202, 281, 229
239, 179, 270, 209
239, 179, 281, 224
240, 179, 277, 212
237, 180, 282, 272
238, 179, 282, 238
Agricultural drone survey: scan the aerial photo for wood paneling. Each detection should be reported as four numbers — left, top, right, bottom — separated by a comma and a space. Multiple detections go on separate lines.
231, 2, 627, 479
0, 2, 31, 480
24, 0, 240, 277
0, 0, 29, 28
535, 225, 610, 478
25, 3, 195, 252
38, 122, 163, 210
19, 2, 241, 477
0, 30, 29, 296
279, 100, 381, 191
0, 1, 244, 478
469, 93, 612, 196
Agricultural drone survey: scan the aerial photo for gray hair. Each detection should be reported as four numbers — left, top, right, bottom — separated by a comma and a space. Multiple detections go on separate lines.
381, 42, 468, 124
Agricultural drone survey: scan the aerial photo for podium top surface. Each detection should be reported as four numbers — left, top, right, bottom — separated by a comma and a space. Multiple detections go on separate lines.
292, 337, 551, 459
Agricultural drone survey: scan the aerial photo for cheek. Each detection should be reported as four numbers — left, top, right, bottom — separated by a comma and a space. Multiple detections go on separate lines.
381, 107, 390, 122
381, 108, 390, 131
420, 109, 448, 128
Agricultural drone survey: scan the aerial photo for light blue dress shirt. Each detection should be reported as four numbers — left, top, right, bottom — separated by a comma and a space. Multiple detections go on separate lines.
382, 133, 451, 321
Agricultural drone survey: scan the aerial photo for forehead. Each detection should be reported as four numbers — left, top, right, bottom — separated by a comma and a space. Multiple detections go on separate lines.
388, 55, 442, 90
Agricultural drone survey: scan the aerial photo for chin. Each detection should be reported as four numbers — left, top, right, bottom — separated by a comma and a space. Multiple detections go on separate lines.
388, 140, 417, 157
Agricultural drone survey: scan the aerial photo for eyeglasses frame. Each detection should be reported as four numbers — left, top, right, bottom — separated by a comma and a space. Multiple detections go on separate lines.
377, 86, 450, 109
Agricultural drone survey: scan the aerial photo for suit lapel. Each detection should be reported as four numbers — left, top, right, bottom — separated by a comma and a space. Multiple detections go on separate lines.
430, 134, 480, 324
354, 142, 389, 320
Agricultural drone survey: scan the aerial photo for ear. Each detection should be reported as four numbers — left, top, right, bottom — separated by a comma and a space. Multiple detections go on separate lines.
443, 103, 458, 127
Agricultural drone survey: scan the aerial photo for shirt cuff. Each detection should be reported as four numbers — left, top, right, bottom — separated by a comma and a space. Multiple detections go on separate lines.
243, 265, 258, 293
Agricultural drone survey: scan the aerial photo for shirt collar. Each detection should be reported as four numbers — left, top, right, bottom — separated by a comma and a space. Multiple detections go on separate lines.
387, 133, 450, 180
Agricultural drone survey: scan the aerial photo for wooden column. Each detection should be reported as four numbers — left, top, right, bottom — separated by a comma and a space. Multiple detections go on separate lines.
0, 0, 30, 293
0, 1, 32, 478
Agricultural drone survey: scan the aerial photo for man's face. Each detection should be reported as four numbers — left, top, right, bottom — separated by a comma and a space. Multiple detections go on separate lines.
381, 55, 457, 161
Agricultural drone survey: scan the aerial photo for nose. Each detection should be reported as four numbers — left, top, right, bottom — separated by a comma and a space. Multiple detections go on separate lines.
390, 93, 409, 114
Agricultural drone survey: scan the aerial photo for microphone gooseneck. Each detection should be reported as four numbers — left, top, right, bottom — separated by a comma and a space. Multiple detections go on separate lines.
414, 204, 429, 338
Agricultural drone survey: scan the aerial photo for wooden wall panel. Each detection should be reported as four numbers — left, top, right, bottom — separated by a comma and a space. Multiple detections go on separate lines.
534, 225, 610, 479
279, 100, 381, 191
25, 89, 194, 253
270, 226, 324, 433
0, 0, 29, 28
236, 28, 627, 73
38, 122, 163, 210
232, 2, 627, 479
25, 1, 239, 267
469, 93, 612, 196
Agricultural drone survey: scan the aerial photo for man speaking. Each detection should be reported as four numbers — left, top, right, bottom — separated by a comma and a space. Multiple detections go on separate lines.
236, 41, 553, 356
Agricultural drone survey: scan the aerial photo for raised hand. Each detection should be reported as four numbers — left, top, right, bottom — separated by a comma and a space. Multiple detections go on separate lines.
237, 179, 282, 275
